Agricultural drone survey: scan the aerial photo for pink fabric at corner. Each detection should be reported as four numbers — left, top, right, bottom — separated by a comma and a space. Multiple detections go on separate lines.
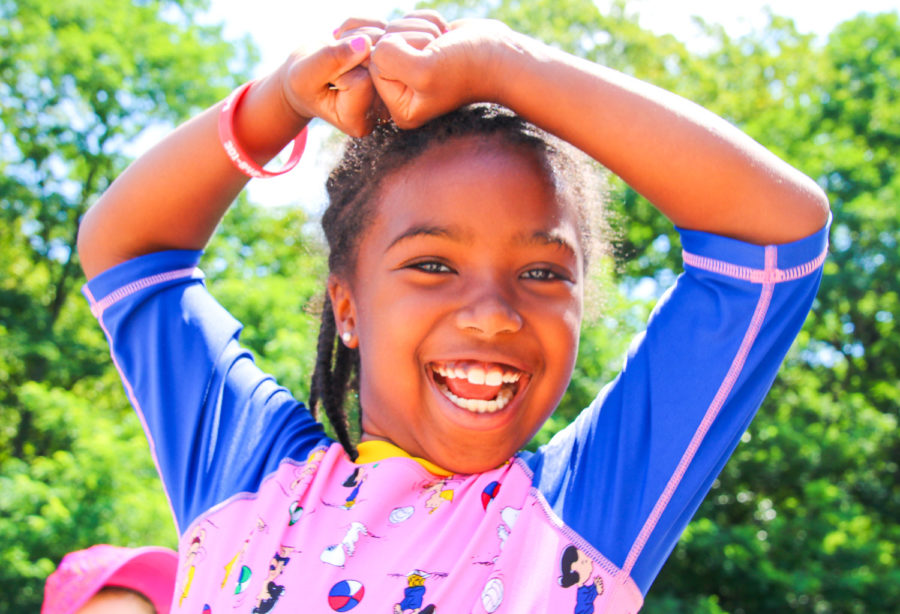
42, 544, 178, 614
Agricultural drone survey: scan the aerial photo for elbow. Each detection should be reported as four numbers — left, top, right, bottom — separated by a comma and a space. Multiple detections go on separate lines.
807, 181, 831, 229
787, 176, 830, 241
75, 207, 103, 281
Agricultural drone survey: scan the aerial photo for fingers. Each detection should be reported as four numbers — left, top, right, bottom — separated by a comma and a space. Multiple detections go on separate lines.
369, 33, 429, 82
318, 35, 373, 86
333, 17, 387, 39
398, 9, 449, 34
369, 35, 435, 129
331, 66, 379, 137
283, 36, 373, 122
384, 16, 443, 39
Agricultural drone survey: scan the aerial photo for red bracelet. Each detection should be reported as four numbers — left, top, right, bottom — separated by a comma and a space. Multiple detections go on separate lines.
218, 81, 308, 179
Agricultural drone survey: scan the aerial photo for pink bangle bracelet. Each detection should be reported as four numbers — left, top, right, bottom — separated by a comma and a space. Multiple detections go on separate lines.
218, 81, 308, 179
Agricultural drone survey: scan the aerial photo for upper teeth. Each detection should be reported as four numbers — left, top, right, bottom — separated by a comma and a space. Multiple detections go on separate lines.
433, 363, 521, 386
438, 383, 515, 414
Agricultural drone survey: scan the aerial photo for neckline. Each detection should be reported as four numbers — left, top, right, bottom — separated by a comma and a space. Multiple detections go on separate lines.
354, 440, 454, 477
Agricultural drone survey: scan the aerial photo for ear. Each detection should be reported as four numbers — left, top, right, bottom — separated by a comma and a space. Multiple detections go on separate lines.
327, 274, 359, 349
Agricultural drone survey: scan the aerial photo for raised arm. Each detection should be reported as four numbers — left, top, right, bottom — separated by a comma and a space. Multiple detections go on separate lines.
76, 30, 384, 280
369, 20, 830, 245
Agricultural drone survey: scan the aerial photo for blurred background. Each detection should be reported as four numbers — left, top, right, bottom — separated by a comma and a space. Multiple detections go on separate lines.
1, 0, 897, 611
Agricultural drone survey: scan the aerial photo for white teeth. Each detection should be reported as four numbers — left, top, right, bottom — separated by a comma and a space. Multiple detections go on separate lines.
437, 383, 515, 414
467, 367, 486, 385
432, 362, 523, 386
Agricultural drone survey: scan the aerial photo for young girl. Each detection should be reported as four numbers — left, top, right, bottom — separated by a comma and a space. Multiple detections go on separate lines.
77, 11, 830, 613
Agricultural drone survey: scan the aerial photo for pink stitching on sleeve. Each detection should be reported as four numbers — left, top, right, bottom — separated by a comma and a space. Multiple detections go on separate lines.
89, 267, 201, 318
84, 283, 184, 535
682, 244, 826, 284
622, 246, 778, 577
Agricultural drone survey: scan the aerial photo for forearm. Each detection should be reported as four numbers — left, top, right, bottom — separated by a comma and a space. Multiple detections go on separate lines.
494, 34, 829, 245
77, 70, 307, 280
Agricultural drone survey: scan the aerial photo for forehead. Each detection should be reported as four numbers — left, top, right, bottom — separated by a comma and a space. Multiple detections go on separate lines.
366, 137, 582, 254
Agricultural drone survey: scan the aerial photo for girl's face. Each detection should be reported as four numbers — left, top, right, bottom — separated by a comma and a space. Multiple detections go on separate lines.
332, 136, 584, 474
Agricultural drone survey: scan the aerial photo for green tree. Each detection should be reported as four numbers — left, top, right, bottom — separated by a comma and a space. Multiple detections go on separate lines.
0, 0, 255, 609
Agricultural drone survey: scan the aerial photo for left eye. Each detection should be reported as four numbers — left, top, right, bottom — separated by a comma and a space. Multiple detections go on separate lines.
410, 261, 453, 274
520, 268, 565, 281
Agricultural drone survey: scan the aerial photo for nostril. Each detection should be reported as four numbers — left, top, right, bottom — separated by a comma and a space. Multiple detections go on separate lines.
454, 296, 523, 336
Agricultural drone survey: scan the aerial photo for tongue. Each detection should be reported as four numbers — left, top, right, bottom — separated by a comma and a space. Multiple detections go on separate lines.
445, 377, 503, 401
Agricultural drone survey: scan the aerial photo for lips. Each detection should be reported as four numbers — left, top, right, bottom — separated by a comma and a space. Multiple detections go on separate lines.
429, 360, 525, 414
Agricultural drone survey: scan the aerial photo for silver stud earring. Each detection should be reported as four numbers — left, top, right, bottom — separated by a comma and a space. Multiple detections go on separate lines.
341, 331, 352, 345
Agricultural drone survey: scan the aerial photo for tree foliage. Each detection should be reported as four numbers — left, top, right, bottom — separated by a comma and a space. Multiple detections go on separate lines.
2, 0, 898, 612
0, 0, 255, 609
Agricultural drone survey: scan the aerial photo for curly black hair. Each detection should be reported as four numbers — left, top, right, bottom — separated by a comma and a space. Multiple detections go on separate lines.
309, 103, 607, 460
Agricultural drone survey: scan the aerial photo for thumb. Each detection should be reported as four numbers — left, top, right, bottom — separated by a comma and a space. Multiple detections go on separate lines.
369, 33, 429, 83
305, 35, 373, 86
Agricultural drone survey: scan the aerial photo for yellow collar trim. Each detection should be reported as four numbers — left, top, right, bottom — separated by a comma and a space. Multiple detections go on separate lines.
355, 440, 453, 477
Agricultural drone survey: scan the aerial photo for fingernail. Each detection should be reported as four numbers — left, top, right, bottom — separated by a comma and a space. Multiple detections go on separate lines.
349, 36, 367, 52
333, 28, 340, 38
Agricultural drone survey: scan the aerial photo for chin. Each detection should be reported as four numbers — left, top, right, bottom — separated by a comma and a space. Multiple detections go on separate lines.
432, 442, 517, 476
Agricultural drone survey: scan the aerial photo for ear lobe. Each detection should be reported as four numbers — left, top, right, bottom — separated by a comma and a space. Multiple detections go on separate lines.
327, 275, 358, 348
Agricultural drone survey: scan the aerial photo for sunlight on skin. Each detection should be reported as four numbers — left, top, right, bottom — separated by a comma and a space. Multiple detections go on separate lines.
76, 589, 156, 614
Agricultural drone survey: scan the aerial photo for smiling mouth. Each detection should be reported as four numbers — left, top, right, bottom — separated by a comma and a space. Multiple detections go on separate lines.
429, 361, 525, 414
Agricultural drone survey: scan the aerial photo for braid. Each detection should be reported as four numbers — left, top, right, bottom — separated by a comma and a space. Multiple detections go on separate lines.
309, 103, 608, 460
309, 292, 358, 460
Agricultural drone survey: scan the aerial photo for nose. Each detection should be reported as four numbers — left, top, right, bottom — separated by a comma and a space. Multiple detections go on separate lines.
454, 282, 524, 336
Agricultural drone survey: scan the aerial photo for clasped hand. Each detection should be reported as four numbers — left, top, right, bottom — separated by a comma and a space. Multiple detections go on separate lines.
280, 10, 512, 136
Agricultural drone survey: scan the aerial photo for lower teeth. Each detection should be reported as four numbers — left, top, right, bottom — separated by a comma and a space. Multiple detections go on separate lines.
438, 383, 514, 413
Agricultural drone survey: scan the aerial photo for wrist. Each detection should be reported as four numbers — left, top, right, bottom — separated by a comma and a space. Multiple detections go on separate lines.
220, 80, 308, 179
488, 29, 544, 110
230, 71, 309, 164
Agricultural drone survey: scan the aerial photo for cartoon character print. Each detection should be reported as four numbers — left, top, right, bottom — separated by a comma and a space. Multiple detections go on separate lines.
251, 546, 294, 614
422, 478, 456, 514
471, 506, 522, 567
558, 545, 604, 614
342, 467, 368, 509
323, 467, 370, 511
290, 447, 326, 491
495, 507, 519, 552
221, 517, 268, 591
178, 525, 208, 606
320, 521, 377, 568
391, 569, 447, 614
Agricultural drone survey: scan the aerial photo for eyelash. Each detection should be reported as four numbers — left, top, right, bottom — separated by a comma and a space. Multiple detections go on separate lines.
409, 261, 568, 282
410, 261, 453, 274
520, 267, 566, 282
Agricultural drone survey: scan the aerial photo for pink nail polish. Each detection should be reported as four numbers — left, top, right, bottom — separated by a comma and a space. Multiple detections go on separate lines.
333, 28, 340, 38
349, 36, 367, 52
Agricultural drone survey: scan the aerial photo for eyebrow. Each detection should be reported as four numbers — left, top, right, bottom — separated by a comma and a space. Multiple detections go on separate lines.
515, 230, 579, 258
386, 225, 470, 252
386, 225, 578, 258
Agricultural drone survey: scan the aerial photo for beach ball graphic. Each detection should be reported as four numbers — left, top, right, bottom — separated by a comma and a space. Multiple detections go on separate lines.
234, 565, 251, 595
481, 481, 501, 509
289, 501, 304, 525
328, 579, 365, 611
389, 505, 415, 524
481, 577, 504, 612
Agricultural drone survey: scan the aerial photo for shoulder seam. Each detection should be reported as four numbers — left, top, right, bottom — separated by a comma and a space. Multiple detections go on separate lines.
88, 267, 202, 317
682, 244, 826, 283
